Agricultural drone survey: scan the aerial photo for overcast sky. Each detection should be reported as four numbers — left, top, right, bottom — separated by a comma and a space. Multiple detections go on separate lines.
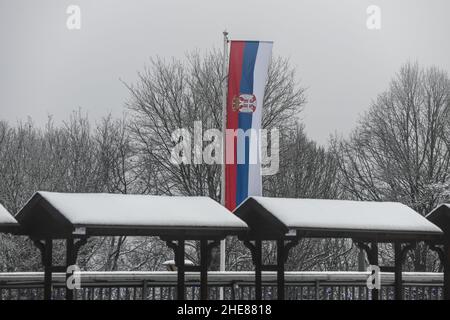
1, 0, 449, 145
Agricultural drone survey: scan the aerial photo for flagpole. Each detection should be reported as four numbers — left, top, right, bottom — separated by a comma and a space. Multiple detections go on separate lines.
219, 30, 229, 300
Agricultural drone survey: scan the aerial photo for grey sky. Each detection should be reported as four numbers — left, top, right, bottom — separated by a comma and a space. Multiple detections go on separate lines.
1, 0, 449, 145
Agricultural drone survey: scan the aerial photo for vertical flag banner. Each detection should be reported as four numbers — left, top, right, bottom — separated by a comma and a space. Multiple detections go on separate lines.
225, 40, 273, 211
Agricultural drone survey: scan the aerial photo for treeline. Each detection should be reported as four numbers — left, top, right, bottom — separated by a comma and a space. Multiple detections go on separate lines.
0, 53, 448, 273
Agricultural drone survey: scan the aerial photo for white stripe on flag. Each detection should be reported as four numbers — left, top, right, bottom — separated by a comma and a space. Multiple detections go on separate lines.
247, 42, 273, 197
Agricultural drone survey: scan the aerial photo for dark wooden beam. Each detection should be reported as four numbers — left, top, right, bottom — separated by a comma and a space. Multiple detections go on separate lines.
165, 239, 186, 300
166, 238, 221, 300
277, 239, 285, 300
206, 240, 221, 268
284, 238, 299, 263
393, 241, 416, 300
255, 240, 262, 300
66, 238, 75, 300
355, 241, 379, 300
200, 239, 208, 300
370, 242, 379, 300
243, 240, 262, 300
445, 242, 450, 300
176, 239, 185, 300
394, 242, 402, 300
43, 238, 52, 300
428, 240, 450, 300
243, 237, 300, 300
32, 239, 45, 265
64, 237, 87, 300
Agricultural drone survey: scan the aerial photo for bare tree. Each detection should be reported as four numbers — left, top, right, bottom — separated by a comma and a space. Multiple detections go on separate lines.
262, 126, 354, 271
333, 62, 450, 271
125, 50, 306, 200
265, 125, 340, 199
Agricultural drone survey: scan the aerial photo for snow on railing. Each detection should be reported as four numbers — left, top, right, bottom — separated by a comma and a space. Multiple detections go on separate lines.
0, 271, 444, 300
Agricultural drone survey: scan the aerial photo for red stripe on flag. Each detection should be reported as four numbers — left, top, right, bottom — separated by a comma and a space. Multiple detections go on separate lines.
225, 41, 245, 211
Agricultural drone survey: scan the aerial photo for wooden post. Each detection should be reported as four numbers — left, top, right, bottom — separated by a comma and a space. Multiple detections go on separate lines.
358, 248, 366, 271
176, 239, 185, 300
242, 239, 263, 300
255, 240, 262, 300
370, 242, 379, 300
66, 238, 75, 300
427, 241, 447, 300
200, 239, 208, 300
277, 239, 285, 300
394, 242, 403, 300
43, 238, 53, 300
444, 241, 450, 300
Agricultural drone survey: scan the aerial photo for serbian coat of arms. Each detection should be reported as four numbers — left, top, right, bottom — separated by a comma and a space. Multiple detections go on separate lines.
232, 94, 257, 113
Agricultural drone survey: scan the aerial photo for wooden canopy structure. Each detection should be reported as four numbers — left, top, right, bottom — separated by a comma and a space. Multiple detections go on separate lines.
234, 197, 444, 300
15, 191, 248, 300
0, 203, 19, 234
426, 204, 450, 299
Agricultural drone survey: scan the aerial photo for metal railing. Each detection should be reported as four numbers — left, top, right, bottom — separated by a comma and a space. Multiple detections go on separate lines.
0, 271, 444, 300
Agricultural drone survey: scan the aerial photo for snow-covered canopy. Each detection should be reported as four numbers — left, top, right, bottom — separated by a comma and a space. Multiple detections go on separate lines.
234, 197, 443, 240
427, 203, 450, 216
426, 204, 450, 235
0, 203, 18, 232
16, 192, 248, 238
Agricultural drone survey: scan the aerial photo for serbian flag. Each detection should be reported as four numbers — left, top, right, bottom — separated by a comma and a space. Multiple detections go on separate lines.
224, 40, 273, 211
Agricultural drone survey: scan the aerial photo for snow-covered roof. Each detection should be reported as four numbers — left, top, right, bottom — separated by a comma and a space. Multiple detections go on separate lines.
16, 192, 248, 237
427, 203, 450, 218
234, 197, 442, 238
0, 203, 17, 226
426, 204, 450, 234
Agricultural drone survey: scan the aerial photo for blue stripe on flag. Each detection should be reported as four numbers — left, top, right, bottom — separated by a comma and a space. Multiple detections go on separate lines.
239, 42, 259, 94
236, 41, 259, 206
236, 113, 253, 205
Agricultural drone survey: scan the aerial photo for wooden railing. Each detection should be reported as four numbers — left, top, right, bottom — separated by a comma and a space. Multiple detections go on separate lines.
0, 271, 444, 300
